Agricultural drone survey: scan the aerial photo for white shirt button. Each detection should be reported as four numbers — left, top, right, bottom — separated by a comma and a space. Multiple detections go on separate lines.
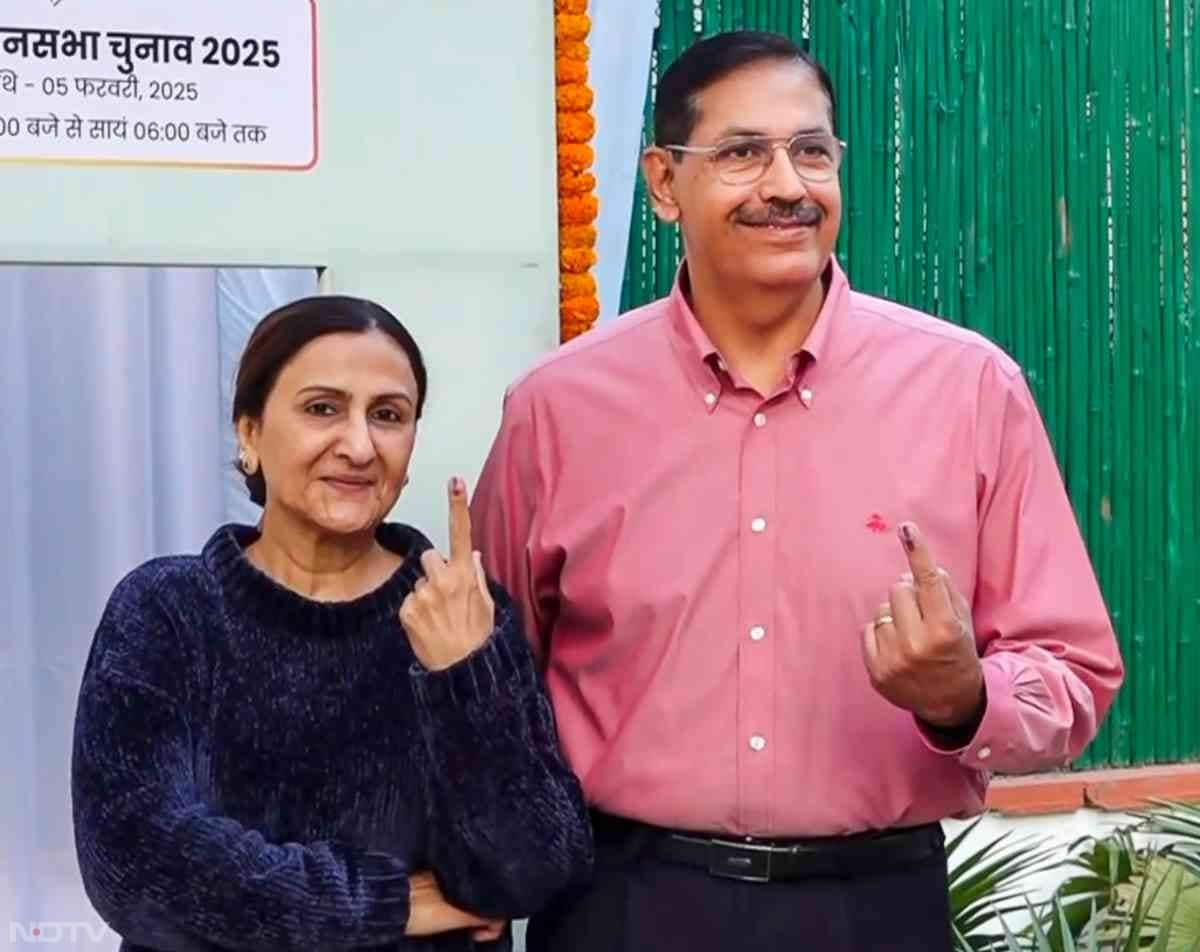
800, 388, 814, 407
749, 625, 766, 641
977, 746, 992, 761
753, 412, 767, 428
750, 517, 767, 533
749, 735, 766, 752
704, 392, 717, 407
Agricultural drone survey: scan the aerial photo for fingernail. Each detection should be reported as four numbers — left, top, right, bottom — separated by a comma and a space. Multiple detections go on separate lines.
900, 523, 916, 551
449, 476, 464, 495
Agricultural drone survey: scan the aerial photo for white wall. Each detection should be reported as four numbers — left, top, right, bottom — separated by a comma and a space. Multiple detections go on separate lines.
589, 0, 657, 322
0, 0, 562, 547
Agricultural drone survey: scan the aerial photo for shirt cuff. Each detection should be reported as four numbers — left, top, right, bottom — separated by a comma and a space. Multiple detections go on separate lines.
915, 659, 1015, 769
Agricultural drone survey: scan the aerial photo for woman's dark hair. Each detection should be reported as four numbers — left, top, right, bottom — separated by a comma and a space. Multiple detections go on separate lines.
653, 30, 838, 146
232, 294, 428, 506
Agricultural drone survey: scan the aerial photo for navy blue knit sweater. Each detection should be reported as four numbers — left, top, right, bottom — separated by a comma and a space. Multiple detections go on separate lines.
71, 523, 592, 952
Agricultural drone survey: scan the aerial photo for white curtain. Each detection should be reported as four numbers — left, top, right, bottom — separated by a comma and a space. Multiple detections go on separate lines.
0, 265, 315, 950
590, 0, 658, 322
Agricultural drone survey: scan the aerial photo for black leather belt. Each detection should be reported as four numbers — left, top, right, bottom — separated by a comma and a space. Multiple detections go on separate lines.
591, 810, 944, 883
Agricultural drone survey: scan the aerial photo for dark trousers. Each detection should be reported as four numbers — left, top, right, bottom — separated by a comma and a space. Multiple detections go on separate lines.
526, 816, 953, 952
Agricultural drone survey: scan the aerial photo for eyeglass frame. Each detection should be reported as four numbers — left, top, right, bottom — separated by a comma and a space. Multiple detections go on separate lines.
659, 132, 849, 185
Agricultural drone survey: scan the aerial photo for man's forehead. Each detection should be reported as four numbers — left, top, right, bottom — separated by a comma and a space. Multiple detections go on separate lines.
691, 61, 832, 138
710, 123, 833, 140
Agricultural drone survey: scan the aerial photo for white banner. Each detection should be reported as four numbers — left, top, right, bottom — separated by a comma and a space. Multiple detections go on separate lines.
0, 0, 317, 170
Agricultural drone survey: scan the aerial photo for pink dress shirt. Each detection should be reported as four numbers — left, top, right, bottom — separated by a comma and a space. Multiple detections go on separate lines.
472, 260, 1124, 837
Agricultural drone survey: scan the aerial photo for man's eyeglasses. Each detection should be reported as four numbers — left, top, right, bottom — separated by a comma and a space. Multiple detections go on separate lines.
662, 133, 847, 186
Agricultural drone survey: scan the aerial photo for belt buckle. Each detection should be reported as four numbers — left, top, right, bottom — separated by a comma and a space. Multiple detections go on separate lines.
706, 838, 774, 883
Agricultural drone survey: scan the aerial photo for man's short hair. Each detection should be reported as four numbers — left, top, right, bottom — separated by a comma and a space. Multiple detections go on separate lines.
653, 30, 838, 146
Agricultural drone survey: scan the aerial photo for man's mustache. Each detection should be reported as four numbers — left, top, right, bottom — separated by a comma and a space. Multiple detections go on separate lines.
735, 203, 824, 226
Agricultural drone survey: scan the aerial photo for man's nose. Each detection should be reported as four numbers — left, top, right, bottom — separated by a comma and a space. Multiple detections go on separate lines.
757, 145, 810, 203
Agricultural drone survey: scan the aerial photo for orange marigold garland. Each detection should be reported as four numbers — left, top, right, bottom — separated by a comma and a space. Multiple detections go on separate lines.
557, 144, 594, 174
555, 0, 599, 342
555, 84, 594, 112
561, 247, 597, 273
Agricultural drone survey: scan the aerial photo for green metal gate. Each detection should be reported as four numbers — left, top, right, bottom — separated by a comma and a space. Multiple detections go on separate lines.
621, 1, 1200, 770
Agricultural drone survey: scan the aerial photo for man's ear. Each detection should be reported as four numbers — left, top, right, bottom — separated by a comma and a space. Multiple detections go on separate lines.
641, 147, 682, 224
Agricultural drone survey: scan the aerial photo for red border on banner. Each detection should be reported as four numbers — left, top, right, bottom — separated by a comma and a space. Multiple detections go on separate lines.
0, 0, 320, 173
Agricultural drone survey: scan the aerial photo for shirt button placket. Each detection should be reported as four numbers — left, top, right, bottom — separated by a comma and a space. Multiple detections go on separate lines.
738, 400, 777, 834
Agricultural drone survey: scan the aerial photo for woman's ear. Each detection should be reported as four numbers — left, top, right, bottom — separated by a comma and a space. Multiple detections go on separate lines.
236, 416, 261, 475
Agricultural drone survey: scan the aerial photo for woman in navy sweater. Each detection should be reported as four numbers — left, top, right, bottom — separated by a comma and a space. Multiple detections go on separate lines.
71, 296, 592, 951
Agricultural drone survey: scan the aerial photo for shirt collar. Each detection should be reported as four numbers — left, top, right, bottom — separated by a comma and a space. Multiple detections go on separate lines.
665, 256, 852, 408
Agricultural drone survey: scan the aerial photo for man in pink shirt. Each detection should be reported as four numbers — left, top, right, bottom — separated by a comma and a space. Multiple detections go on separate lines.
472, 30, 1123, 951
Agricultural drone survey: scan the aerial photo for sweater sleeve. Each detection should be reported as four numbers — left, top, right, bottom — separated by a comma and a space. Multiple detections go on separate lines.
71, 572, 416, 952
410, 582, 593, 920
